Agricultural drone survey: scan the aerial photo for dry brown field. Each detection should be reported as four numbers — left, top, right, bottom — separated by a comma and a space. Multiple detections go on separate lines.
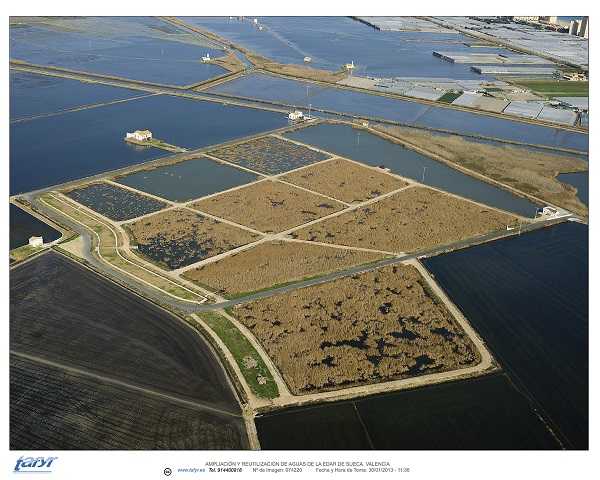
208, 135, 330, 175
292, 186, 516, 253
281, 158, 408, 203
233, 264, 480, 394
126, 208, 260, 269
191, 181, 345, 233
374, 124, 588, 217
183, 240, 386, 296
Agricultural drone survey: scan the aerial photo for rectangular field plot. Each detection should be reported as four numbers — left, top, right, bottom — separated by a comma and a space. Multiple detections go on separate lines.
65, 182, 167, 221
183, 240, 386, 296
10, 355, 247, 450
10, 252, 240, 410
293, 186, 515, 253
281, 158, 407, 203
115, 157, 259, 202
208, 135, 331, 175
232, 264, 480, 395
126, 208, 260, 270
256, 373, 560, 450
191, 181, 345, 233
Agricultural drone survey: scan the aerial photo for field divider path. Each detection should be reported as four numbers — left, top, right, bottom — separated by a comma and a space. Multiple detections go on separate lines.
281, 237, 400, 257
41, 193, 210, 304
10, 350, 242, 419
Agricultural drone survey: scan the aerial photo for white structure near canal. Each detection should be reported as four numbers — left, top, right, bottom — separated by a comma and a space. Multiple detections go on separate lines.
126, 130, 153, 142
288, 110, 304, 121
28, 236, 43, 247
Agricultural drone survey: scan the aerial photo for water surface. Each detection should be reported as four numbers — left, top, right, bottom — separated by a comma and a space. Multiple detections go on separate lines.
209, 73, 588, 152
10, 203, 62, 250
424, 221, 588, 449
558, 172, 589, 206
285, 123, 540, 217
116, 157, 259, 202
10, 94, 287, 194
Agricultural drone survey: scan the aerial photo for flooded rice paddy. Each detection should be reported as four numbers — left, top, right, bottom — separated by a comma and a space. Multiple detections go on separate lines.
184, 16, 505, 80
10, 17, 227, 86
10, 93, 287, 194
256, 373, 559, 449
423, 221, 588, 449
10, 71, 143, 121
208, 73, 588, 152
285, 123, 539, 217
116, 157, 259, 202
10, 203, 61, 250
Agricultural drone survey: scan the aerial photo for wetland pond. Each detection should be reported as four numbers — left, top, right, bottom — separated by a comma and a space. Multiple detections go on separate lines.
9, 203, 61, 250
116, 157, 259, 202
285, 123, 540, 217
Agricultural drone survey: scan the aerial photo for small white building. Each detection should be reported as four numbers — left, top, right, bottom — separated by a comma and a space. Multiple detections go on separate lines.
29, 236, 43, 247
288, 110, 304, 121
345, 61, 355, 70
126, 130, 153, 142
304, 56, 312, 63
201, 53, 211, 63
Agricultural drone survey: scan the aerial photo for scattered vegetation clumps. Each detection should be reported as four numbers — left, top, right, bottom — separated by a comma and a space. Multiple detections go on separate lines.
282, 158, 408, 203
65, 182, 167, 221
191, 181, 345, 233
232, 264, 480, 394
126, 208, 260, 270
209, 135, 330, 175
373, 124, 589, 217
183, 240, 386, 296
293, 186, 517, 253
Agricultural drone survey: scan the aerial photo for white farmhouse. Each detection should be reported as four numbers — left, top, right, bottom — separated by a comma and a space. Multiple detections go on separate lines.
288, 110, 304, 121
29, 236, 43, 247
126, 130, 153, 142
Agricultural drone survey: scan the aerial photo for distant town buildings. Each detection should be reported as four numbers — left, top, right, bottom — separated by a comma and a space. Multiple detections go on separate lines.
29, 236, 43, 247
126, 130, 153, 142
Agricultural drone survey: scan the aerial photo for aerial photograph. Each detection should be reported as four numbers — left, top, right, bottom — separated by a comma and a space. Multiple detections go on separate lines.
7, 8, 592, 479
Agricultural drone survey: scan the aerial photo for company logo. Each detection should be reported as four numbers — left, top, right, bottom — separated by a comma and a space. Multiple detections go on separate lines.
14, 456, 58, 473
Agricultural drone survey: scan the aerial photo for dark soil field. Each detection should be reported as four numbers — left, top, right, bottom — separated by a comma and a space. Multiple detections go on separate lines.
256, 373, 560, 450
191, 180, 345, 233
65, 182, 167, 221
423, 222, 588, 449
10, 252, 240, 411
233, 264, 480, 394
293, 186, 516, 253
281, 158, 407, 203
126, 208, 260, 269
11, 355, 247, 450
184, 240, 386, 296
209, 135, 330, 175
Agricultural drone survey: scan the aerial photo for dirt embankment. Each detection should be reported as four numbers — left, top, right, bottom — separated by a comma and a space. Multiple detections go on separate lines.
183, 240, 386, 296
373, 124, 589, 218
293, 186, 516, 254
248, 52, 349, 83
211, 51, 245, 73
233, 264, 481, 394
